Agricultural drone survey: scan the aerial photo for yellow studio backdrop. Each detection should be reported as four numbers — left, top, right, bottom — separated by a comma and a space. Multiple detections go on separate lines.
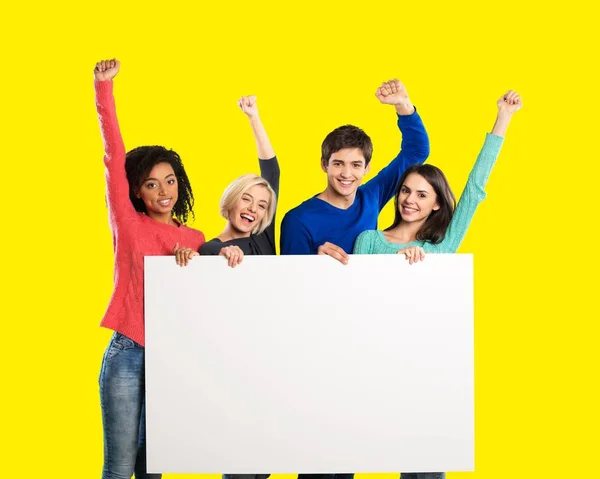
1, 1, 597, 478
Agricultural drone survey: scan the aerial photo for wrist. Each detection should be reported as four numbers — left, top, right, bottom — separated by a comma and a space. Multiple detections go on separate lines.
491, 113, 511, 137
496, 110, 513, 120
394, 100, 415, 116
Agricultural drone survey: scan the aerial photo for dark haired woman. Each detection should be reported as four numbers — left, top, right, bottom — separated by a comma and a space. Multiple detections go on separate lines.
352, 91, 521, 479
354, 91, 522, 263
94, 59, 205, 479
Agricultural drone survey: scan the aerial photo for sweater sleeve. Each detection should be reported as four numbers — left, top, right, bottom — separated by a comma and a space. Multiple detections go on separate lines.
259, 157, 280, 251
280, 211, 313, 255
95, 80, 137, 224
362, 109, 430, 210
353, 230, 376, 254
434, 133, 504, 253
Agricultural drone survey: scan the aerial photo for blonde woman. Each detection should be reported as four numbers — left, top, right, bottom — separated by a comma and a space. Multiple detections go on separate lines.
174, 95, 279, 267
172, 96, 276, 479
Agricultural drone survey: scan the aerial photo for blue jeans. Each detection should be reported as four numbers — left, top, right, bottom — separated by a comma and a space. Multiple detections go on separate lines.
99, 332, 161, 479
298, 475, 354, 479
400, 474, 445, 479
297, 473, 443, 479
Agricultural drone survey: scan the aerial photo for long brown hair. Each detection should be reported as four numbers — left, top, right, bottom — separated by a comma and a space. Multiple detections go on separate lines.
386, 164, 456, 244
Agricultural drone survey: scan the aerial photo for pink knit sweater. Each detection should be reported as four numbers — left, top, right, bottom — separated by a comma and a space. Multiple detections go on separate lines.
96, 80, 204, 346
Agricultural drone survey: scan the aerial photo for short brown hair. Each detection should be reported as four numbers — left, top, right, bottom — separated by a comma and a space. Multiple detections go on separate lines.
321, 125, 373, 166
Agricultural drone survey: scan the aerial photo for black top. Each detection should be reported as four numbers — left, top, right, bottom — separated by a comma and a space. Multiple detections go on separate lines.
199, 157, 280, 256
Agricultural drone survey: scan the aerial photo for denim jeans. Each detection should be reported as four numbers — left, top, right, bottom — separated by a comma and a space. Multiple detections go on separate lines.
400, 474, 445, 479
223, 475, 270, 479
298, 475, 354, 479
99, 332, 161, 479
297, 472, 443, 479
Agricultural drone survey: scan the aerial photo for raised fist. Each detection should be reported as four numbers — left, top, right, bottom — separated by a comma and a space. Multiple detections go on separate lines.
238, 95, 259, 118
498, 90, 522, 115
375, 79, 410, 105
94, 59, 120, 81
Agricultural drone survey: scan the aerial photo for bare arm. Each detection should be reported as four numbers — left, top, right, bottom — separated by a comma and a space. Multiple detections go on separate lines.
239, 95, 275, 159
491, 90, 522, 137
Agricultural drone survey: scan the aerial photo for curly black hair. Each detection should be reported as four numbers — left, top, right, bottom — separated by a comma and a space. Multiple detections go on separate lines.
125, 145, 195, 224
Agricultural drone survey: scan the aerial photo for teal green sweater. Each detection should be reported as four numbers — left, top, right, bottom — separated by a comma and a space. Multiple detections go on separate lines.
353, 133, 504, 254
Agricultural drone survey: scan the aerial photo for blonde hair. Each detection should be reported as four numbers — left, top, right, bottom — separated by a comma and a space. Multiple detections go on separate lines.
220, 174, 277, 235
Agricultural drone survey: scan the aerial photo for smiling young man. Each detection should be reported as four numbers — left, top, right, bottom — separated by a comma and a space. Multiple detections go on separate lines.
280, 81, 429, 479
280, 79, 430, 263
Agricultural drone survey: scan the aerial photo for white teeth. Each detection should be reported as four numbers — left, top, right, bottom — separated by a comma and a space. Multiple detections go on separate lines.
241, 214, 255, 222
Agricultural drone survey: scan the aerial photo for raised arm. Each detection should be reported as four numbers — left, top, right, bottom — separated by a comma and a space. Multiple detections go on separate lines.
239, 95, 280, 192
491, 90, 522, 137
239, 95, 275, 160
434, 91, 523, 253
94, 59, 136, 222
239, 95, 279, 191
239, 95, 280, 248
363, 79, 430, 208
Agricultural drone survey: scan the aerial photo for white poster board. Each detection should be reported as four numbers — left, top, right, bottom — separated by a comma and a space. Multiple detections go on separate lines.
145, 255, 474, 474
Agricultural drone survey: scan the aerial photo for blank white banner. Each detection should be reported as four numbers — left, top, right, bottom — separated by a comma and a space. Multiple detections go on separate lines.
144, 254, 473, 474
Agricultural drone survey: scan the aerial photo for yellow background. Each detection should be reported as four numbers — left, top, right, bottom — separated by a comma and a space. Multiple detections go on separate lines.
1, 1, 597, 478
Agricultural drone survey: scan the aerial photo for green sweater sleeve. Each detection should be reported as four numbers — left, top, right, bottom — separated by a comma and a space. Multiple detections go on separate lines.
353, 230, 376, 254
430, 133, 504, 253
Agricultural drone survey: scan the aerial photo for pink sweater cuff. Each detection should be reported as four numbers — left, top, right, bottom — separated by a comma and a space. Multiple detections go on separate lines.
95, 79, 113, 95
